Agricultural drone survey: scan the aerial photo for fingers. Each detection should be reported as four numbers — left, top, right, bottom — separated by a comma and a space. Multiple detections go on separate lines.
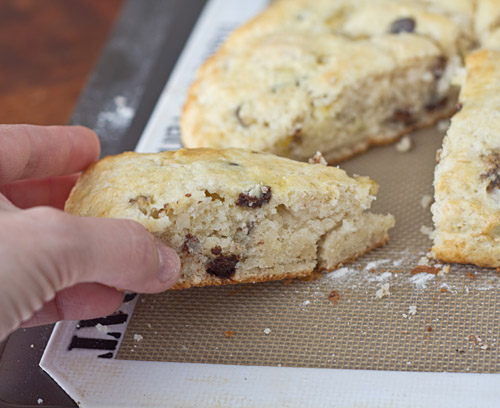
26, 208, 181, 293
0, 208, 180, 339
20, 283, 124, 328
0, 125, 100, 185
0, 174, 80, 210
71, 216, 182, 292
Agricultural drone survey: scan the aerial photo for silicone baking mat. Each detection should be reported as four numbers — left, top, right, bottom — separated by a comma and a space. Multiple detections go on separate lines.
39, 0, 500, 406
118, 124, 500, 373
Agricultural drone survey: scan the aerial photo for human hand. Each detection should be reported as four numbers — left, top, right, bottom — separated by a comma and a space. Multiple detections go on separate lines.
0, 125, 180, 341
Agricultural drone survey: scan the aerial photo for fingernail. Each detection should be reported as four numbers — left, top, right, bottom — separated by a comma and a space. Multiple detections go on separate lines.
156, 243, 181, 284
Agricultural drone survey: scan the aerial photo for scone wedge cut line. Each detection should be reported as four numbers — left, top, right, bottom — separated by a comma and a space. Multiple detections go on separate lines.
65, 148, 394, 289
181, 0, 482, 163
432, 49, 500, 268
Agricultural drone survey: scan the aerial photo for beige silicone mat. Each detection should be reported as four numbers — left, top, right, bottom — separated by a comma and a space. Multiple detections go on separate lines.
117, 124, 500, 373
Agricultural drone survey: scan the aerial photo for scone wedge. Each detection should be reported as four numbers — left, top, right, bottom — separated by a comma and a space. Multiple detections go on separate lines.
432, 49, 500, 267
65, 148, 394, 288
181, 0, 473, 163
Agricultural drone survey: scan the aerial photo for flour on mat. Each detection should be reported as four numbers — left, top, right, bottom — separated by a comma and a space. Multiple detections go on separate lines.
375, 283, 391, 299
409, 273, 435, 289
96, 95, 135, 131
364, 259, 391, 272
420, 194, 433, 209
395, 135, 412, 152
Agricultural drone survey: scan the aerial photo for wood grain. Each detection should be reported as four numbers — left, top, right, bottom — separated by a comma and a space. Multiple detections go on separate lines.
0, 0, 124, 125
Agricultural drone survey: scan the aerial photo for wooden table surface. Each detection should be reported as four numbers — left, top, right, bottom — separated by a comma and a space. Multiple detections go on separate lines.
0, 0, 125, 125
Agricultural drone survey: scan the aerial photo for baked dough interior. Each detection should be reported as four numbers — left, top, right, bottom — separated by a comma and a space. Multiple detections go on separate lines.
65, 148, 394, 288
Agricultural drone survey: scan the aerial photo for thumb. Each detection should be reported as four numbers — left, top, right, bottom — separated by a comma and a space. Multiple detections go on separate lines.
64, 213, 181, 292
0, 207, 180, 339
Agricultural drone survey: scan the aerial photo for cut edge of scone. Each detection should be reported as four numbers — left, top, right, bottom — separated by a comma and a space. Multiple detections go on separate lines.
432, 49, 500, 268
65, 148, 395, 289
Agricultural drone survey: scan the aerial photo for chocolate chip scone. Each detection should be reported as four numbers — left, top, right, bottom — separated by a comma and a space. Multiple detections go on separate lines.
181, 0, 478, 163
65, 148, 394, 289
432, 49, 500, 267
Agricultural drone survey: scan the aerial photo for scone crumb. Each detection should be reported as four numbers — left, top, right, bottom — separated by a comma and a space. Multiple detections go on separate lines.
420, 195, 433, 209
308, 151, 328, 165
469, 335, 490, 350
37, 398, 43, 405
420, 225, 434, 239
375, 283, 391, 299
408, 305, 417, 316
328, 290, 340, 305
133, 334, 143, 342
395, 135, 412, 153
263, 328, 271, 335
417, 256, 431, 266
435, 148, 443, 162
410, 265, 441, 275
30, 344, 34, 348
224, 330, 235, 338
437, 264, 450, 277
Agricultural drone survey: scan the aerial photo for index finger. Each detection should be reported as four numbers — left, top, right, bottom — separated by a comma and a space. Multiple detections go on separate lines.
0, 125, 100, 185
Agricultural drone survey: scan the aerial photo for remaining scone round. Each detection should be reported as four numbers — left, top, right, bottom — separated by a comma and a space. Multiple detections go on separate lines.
65, 148, 394, 288
181, 0, 478, 163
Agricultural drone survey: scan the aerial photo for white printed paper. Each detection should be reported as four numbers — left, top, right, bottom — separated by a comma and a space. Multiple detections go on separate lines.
135, 0, 269, 153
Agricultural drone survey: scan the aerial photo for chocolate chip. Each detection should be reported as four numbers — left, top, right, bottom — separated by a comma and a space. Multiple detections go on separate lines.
390, 17, 416, 34
390, 109, 416, 125
235, 186, 272, 208
207, 254, 239, 279
211, 246, 222, 255
229, 162, 240, 166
